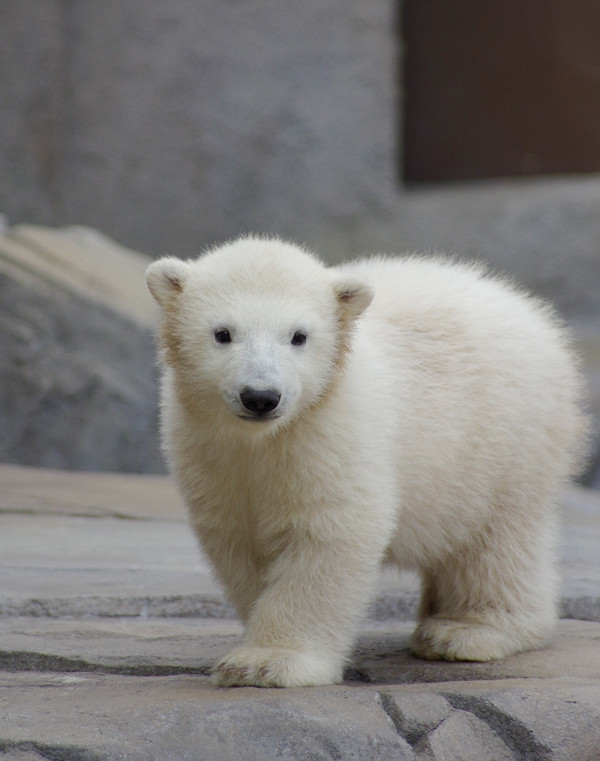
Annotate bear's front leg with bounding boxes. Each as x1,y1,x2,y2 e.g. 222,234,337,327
212,534,383,687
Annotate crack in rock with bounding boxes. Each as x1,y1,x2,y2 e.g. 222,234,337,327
0,739,105,761
442,693,551,761
0,650,210,677
378,691,452,748
378,691,551,760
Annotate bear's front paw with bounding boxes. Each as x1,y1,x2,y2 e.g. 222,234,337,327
212,645,341,688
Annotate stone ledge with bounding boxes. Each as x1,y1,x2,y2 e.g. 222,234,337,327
2,466,598,622
1,592,599,625
1,670,599,761
0,618,598,684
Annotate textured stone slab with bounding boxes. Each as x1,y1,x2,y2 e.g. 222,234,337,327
0,466,228,618
463,682,600,761
0,511,222,615
381,680,600,761
1,671,599,760
417,709,515,761
0,465,186,520
350,619,600,684
0,675,414,761
0,618,241,676
1,618,599,686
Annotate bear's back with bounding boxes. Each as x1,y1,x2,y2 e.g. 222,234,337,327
337,255,586,499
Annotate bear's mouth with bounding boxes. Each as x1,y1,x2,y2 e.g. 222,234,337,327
237,413,282,423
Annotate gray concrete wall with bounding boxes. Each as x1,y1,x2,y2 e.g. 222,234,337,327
0,0,397,257
0,1,65,225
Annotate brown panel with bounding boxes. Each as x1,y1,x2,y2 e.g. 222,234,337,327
403,1,600,182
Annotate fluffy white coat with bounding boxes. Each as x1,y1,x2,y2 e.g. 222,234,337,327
146,236,586,687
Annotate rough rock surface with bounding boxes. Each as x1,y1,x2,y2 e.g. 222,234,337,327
1,465,599,760
0,224,163,473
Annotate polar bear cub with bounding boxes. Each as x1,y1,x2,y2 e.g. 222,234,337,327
146,236,586,687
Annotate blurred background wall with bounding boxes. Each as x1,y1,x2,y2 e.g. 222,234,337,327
1,0,599,477
1,0,396,256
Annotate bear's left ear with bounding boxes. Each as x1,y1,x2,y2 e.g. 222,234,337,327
146,257,190,306
332,277,374,320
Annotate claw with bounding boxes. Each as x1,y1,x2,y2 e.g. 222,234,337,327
215,662,251,686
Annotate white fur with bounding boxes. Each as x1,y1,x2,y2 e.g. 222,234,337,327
146,236,587,687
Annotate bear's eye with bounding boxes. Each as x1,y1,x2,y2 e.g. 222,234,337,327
214,329,232,344
291,331,307,346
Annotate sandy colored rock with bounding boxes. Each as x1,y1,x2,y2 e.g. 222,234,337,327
0,226,162,473
3,225,154,328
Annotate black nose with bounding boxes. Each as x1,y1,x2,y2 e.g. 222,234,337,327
240,388,281,416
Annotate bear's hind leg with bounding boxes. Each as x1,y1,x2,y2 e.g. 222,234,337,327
410,516,558,662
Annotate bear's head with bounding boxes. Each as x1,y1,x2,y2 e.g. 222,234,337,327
146,236,372,437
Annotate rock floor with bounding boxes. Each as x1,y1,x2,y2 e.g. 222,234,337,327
1,464,599,760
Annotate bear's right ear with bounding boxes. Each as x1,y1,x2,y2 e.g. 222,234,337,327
146,257,190,306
